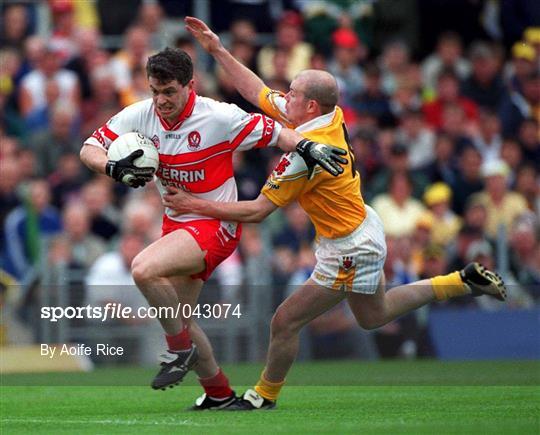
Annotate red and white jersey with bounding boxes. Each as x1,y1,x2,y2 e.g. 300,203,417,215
84,91,281,223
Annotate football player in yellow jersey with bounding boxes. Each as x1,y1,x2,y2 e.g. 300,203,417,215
164,17,507,410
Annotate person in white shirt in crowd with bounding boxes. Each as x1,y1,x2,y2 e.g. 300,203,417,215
421,32,470,91
396,108,435,170
61,202,106,269
472,108,503,164
19,44,80,118
372,171,426,238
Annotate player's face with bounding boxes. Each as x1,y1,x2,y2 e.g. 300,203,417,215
284,79,310,126
149,77,191,122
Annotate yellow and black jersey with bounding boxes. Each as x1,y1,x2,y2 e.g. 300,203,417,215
258,86,366,239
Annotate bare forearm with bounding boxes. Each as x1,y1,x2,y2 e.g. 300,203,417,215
191,198,267,223
212,46,265,107
277,128,304,152
80,144,108,174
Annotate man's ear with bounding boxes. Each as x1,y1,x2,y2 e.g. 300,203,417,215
307,100,319,115
187,79,195,90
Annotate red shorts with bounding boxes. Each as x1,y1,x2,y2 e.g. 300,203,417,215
161,215,242,281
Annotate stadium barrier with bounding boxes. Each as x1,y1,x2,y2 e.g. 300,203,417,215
429,307,540,360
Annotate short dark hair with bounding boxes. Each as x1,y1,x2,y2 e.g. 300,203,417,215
146,47,193,86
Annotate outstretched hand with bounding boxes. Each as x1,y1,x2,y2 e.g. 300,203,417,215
295,139,348,178
184,16,222,54
162,186,197,217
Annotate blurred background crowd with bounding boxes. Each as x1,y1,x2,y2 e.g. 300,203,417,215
0,0,539,362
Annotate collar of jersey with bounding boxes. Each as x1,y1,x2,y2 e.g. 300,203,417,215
295,107,337,133
156,90,196,131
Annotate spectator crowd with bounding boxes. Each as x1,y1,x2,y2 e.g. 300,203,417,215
0,0,539,359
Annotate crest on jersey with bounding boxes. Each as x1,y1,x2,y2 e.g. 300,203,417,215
151,134,160,150
274,157,290,176
340,256,355,271
187,131,201,150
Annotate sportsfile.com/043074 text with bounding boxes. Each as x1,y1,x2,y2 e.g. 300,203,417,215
40,303,243,322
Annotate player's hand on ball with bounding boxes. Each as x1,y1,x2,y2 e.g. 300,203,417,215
105,149,154,188
295,139,348,178
184,16,222,53
162,186,195,216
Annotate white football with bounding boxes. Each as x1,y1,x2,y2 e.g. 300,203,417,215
107,132,160,181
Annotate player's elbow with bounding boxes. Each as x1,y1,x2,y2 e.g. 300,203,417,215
80,144,94,165
79,145,90,166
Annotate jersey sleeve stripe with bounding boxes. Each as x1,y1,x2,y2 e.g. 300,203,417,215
101,125,119,141
261,189,288,207
230,114,261,149
254,116,275,149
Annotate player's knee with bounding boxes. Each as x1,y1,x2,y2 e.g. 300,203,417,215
131,255,154,285
270,308,296,338
356,314,384,330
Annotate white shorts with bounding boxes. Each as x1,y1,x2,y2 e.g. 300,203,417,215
311,205,387,294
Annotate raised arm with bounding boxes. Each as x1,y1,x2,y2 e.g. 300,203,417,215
185,16,265,108
185,16,347,177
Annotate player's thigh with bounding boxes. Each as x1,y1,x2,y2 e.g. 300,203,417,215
346,274,386,327
273,278,346,333
133,229,206,279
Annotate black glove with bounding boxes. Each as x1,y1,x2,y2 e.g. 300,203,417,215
105,149,155,188
296,139,348,178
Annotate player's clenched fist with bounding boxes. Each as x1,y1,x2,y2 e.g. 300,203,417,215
295,139,348,178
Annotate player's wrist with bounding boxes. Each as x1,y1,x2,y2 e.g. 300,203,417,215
295,139,315,161
190,197,205,214
213,44,230,61
105,160,118,179
211,42,225,55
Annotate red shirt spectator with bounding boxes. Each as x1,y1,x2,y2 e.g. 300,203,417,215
423,69,478,129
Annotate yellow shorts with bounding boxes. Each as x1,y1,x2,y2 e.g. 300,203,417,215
311,205,387,294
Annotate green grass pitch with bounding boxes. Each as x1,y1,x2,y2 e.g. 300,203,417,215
1,360,539,434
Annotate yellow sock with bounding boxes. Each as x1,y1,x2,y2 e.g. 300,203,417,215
254,370,285,401
430,271,469,300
